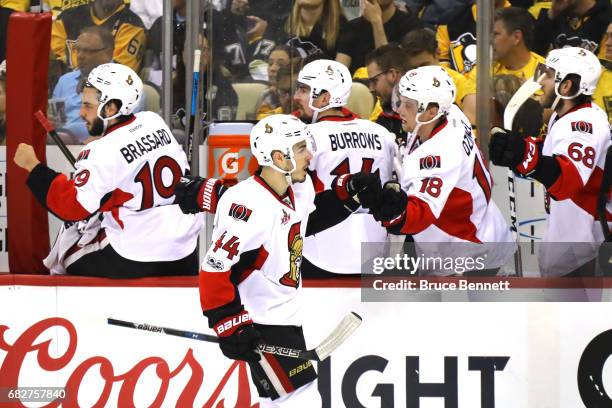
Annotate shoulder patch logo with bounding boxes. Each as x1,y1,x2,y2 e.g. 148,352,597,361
571,121,593,134
419,155,441,170
229,203,252,221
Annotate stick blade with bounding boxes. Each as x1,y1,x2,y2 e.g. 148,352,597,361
314,312,362,361
503,79,542,129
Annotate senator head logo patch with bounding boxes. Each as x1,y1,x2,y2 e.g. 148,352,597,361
432,77,440,87
265,123,273,133
126,75,134,85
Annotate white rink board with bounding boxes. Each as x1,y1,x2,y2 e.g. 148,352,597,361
1,283,611,407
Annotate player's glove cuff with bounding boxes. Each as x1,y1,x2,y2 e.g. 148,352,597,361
213,309,253,337
332,174,360,211
516,136,543,176
174,176,225,214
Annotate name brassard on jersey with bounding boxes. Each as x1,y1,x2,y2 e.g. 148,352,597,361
329,131,382,151
119,125,174,164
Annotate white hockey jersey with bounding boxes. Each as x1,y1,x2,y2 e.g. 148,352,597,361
200,174,316,326
400,105,515,273
50,111,203,261
304,112,397,274
539,102,611,276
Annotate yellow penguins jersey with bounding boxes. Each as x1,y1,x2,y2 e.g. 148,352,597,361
304,110,397,274
51,3,145,71
467,51,545,82
1,1,98,14
398,105,515,273
539,102,611,276
199,175,316,326
437,2,510,75
593,60,612,123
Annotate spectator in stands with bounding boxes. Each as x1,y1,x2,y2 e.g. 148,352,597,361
436,0,509,75
257,63,301,119
52,26,115,144
174,34,237,122
532,0,610,57
212,0,276,81
255,45,298,119
402,28,477,125
147,0,186,86
0,61,5,145
129,0,163,29
594,22,611,122
365,44,409,144
467,7,545,82
335,0,421,75
0,0,88,15
51,0,146,72
399,0,470,28
268,0,348,60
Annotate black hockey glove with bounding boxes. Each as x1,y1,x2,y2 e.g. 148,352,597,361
174,176,226,214
489,127,543,176
332,172,382,211
212,309,261,362
372,182,409,234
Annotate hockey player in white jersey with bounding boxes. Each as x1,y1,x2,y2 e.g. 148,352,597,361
490,47,611,276
175,114,378,406
293,58,397,276
13,63,203,277
366,66,515,275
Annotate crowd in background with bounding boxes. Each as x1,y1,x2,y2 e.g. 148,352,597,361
0,0,609,146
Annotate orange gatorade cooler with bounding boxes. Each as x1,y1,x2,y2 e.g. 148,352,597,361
206,122,258,186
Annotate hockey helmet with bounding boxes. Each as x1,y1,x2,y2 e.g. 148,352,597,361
297,59,352,113
86,63,143,121
537,47,601,98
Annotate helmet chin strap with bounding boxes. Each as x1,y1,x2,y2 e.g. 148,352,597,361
97,101,122,133
308,93,331,124
551,81,580,112
270,157,297,186
412,108,443,138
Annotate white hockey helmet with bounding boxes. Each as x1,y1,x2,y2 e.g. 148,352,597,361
398,66,456,134
537,47,601,109
297,59,352,113
86,63,143,121
250,114,315,183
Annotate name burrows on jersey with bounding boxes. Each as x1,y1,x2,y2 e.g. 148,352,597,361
29,111,202,262
200,175,316,326
539,102,611,276
304,115,398,274
400,105,515,273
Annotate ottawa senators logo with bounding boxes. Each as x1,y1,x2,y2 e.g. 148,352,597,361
126,75,134,85
432,77,440,87
326,65,334,76
265,123,273,133
279,222,302,289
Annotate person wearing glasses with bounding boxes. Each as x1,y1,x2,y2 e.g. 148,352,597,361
51,0,146,72
51,25,142,144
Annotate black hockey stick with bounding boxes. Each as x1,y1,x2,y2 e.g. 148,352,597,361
34,110,76,169
108,312,362,361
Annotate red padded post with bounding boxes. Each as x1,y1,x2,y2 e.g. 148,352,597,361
6,12,52,274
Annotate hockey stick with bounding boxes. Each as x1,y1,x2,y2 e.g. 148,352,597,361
108,312,362,361
501,77,542,277
184,49,201,164
34,110,76,169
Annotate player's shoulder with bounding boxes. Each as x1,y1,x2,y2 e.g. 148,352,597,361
216,179,266,226
552,103,609,137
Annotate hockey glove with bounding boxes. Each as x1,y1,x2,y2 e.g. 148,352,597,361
332,172,382,211
174,176,226,214
213,309,261,362
489,127,543,176
371,182,409,233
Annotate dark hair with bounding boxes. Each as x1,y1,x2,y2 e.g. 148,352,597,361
79,25,115,52
401,28,437,58
365,43,410,72
562,73,592,105
494,7,535,50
